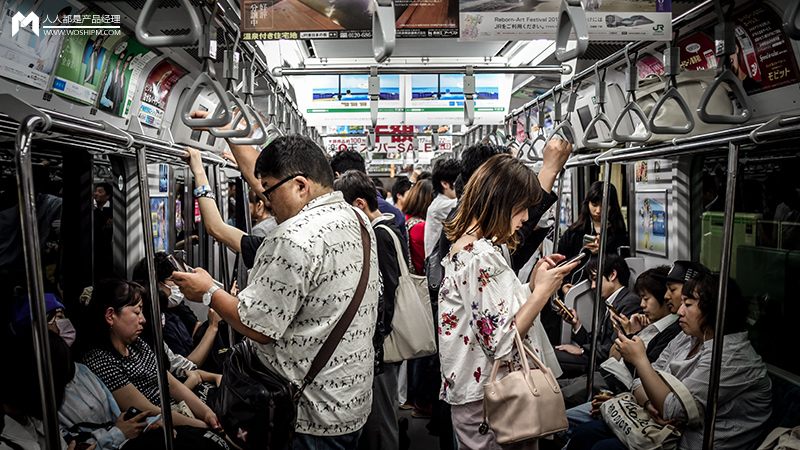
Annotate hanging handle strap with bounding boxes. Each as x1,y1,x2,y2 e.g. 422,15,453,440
648,43,695,135
555,0,589,62
611,45,652,142
582,67,617,149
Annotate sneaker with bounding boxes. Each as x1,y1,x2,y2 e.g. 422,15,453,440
411,405,432,419
399,401,413,410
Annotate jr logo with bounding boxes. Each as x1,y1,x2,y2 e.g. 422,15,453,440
11,12,39,37
653,24,665,32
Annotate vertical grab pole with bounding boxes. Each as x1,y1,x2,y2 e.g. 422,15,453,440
183,167,194,265
552,170,566,254
237,178,253,289
15,116,60,450
703,142,739,449
585,162,613,403
213,165,235,346
135,145,176,450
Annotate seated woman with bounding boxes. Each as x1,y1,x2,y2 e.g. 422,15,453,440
76,279,222,431
567,271,772,450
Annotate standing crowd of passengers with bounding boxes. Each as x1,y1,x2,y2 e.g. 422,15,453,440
1,107,777,450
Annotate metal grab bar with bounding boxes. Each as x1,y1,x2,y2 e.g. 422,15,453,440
750,115,799,143
372,0,396,63
15,115,61,450
464,66,476,126
611,45,652,143
556,0,589,62
784,1,800,39
369,67,380,127
135,0,201,47
648,47,695,135
697,5,751,125
583,67,618,149
210,92,252,138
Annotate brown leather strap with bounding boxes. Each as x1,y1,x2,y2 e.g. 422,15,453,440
301,208,371,389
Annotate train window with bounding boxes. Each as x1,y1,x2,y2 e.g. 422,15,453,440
694,148,800,375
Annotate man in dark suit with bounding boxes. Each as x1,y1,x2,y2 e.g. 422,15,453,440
555,254,643,379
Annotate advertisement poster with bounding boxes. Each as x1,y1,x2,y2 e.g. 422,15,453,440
241,0,458,40
676,32,717,71
98,38,154,116
50,13,126,105
459,0,671,41
150,197,168,253
139,60,186,128
635,159,671,185
636,191,667,256
323,124,452,156
0,0,76,89
730,4,800,95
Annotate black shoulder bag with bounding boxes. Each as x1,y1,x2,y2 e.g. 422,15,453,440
212,210,371,450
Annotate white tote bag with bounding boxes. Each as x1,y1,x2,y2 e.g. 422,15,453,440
377,224,437,363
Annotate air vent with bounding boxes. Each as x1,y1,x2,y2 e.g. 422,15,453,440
579,42,628,61
124,0,185,10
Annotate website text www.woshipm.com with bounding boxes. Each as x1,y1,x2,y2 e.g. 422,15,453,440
43,29,122,36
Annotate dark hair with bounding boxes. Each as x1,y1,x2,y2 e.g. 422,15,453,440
248,187,264,206
334,170,379,212
417,171,431,181
455,143,510,197
585,254,631,287
682,272,748,334
392,177,413,200
254,135,334,189
329,149,366,175
445,154,541,252
568,181,627,236
77,279,148,355
96,182,113,196
2,328,74,419
132,252,177,285
403,179,433,219
634,266,670,305
431,158,461,195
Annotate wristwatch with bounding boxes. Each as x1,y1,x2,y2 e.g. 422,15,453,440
202,285,220,306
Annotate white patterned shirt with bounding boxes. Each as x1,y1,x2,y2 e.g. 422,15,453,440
237,191,380,436
438,238,559,405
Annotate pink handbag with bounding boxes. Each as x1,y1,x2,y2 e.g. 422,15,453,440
480,331,568,444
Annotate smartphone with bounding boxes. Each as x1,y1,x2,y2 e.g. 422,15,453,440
124,406,146,422
552,297,574,321
166,254,187,273
583,234,597,245
605,302,619,317
556,252,585,268
610,315,623,334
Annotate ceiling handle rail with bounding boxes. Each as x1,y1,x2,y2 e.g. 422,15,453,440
582,66,618,149
611,44,652,143
181,3,232,129
648,44,695,134
372,0,395,63
555,0,589,62
749,114,792,144
697,1,751,125
135,0,201,47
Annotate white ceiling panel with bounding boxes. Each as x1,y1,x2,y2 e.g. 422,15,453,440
311,38,508,59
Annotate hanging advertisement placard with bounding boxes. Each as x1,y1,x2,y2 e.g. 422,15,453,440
138,60,186,128
241,0,458,40
98,38,154,116
50,12,126,105
459,0,671,41
635,190,668,257
0,0,79,89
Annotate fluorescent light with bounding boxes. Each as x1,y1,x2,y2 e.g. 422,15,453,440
508,40,555,67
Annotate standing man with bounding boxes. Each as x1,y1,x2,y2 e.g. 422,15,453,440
173,135,380,448
424,158,459,258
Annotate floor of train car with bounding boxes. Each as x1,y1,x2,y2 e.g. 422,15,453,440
399,408,441,449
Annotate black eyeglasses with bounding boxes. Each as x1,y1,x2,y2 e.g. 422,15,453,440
262,173,306,202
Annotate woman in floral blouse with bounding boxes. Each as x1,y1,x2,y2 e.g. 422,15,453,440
440,154,579,449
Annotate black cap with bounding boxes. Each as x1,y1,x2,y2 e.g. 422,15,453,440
653,260,710,284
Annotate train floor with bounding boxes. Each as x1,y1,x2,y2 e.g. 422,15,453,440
399,408,441,450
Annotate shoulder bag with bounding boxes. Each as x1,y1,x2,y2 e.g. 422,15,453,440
481,331,568,444
377,224,437,363
600,370,703,450
211,209,371,450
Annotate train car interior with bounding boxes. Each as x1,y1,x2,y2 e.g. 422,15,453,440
1,0,800,449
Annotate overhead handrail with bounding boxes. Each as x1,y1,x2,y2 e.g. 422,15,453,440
372,0,395,63
555,0,589,62
272,65,569,77
582,67,618,149
611,45,652,142
648,34,695,135
228,58,268,146
784,1,800,40
529,100,548,161
546,79,577,146
135,0,201,47
181,4,232,129
464,66,476,126
697,0,751,124
211,32,253,138
749,114,792,144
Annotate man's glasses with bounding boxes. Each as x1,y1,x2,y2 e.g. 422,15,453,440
262,173,307,202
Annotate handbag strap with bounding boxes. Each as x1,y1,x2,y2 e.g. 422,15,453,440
657,370,703,428
298,208,371,396
376,224,410,278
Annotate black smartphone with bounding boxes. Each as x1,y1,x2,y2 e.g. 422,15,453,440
556,252,585,268
553,297,575,321
605,302,619,317
610,315,623,334
124,406,146,422
166,254,187,273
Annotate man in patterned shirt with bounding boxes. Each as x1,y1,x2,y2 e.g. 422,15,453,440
174,135,380,449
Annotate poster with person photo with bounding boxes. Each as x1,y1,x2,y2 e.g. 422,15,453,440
50,13,126,105
0,0,75,89
97,37,153,116
138,60,186,128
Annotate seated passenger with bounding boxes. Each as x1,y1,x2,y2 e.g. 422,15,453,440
568,270,772,450
76,279,222,430
555,254,643,379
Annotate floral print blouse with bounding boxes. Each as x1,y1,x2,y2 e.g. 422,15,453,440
438,238,549,405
